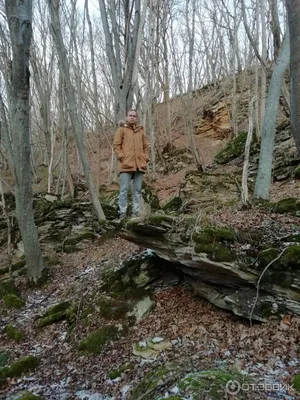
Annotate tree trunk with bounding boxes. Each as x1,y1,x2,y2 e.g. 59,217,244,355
286,0,300,154
254,33,290,200
5,0,44,281
47,0,106,221
241,97,255,204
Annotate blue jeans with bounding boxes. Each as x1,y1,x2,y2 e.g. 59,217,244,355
119,171,143,216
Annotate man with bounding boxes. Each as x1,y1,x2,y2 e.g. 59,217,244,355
113,110,150,219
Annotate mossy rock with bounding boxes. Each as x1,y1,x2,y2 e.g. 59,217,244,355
37,301,70,328
131,367,169,399
162,196,182,213
78,325,119,354
142,182,160,210
15,392,43,400
3,293,25,309
281,245,300,268
108,363,134,380
194,242,235,262
192,226,236,262
0,355,39,384
4,324,25,342
192,226,236,243
0,259,26,276
102,203,119,220
258,248,280,269
179,369,251,399
273,198,300,214
44,254,60,266
0,281,17,299
98,297,132,320
214,132,257,164
0,351,10,368
62,232,95,248
146,214,175,226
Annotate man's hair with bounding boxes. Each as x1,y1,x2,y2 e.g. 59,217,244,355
127,109,138,116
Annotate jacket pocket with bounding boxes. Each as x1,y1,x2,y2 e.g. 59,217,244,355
121,155,135,169
138,154,147,169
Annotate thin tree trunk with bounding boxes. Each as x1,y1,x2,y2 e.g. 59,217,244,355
286,0,300,154
260,0,267,130
48,0,106,220
254,32,290,199
241,96,255,204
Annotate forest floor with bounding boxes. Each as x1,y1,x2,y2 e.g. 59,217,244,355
2,129,300,399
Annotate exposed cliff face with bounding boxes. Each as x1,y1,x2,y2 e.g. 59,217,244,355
121,213,300,322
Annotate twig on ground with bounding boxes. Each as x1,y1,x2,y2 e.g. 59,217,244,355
249,248,288,326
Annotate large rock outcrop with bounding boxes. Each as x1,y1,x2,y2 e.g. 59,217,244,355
121,215,300,321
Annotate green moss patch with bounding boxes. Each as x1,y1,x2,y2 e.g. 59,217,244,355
131,367,169,399
78,325,119,354
0,355,39,384
3,294,25,309
37,301,70,328
293,373,300,391
98,297,132,320
272,198,300,214
108,363,134,380
294,165,300,179
192,226,236,244
4,324,25,342
281,245,300,268
0,281,17,299
214,132,257,164
0,351,10,368
162,196,182,213
15,392,43,400
179,369,251,399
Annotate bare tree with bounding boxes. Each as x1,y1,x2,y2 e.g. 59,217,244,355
4,0,44,281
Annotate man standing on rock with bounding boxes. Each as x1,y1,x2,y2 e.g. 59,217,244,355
113,109,150,219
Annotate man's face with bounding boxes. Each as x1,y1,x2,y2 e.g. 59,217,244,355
127,111,138,124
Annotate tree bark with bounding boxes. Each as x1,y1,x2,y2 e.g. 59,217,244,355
286,0,300,154
254,32,290,200
5,0,44,281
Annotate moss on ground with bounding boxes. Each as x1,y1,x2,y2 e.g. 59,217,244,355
131,367,169,399
0,281,17,299
272,198,300,214
15,392,43,400
37,301,70,328
0,351,9,368
4,324,25,342
98,297,132,320
108,363,134,380
78,325,119,354
162,196,182,213
0,356,39,384
293,373,300,391
3,294,25,309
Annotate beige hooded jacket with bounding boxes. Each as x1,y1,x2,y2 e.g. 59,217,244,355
113,121,150,173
